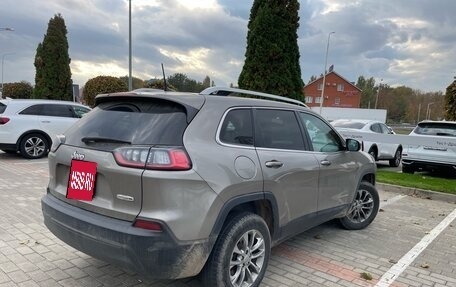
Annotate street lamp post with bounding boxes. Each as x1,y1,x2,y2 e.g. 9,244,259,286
128,0,132,91
319,31,335,115
1,52,15,97
426,102,434,120
375,79,383,109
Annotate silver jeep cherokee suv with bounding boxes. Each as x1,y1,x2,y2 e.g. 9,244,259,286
42,87,379,287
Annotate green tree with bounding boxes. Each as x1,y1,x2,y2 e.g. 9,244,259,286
445,80,456,120
166,73,205,92
202,75,211,88
2,81,34,99
34,14,72,100
356,76,377,108
83,76,128,107
119,76,145,90
144,78,176,91
238,0,303,100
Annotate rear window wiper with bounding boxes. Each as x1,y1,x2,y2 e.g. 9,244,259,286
81,137,132,144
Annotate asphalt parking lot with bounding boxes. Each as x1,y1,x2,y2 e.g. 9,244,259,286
1,151,456,287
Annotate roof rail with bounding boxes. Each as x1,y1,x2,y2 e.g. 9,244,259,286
200,87,307,107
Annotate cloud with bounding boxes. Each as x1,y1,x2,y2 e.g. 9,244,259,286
0,0,455,92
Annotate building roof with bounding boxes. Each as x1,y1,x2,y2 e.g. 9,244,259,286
305,71,362,92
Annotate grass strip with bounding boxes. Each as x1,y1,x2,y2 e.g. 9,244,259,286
377,170,456,195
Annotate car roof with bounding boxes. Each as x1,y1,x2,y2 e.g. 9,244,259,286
0,99,90,114
96,88,310,112
332,119,380,124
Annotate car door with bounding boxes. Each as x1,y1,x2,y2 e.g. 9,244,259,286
38,104,78,137
254,108,320,234
378,123,398,158
298,112,359,216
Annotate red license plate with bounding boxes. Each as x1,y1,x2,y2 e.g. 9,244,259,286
66,160,97,201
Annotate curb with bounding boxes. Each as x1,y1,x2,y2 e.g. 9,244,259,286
377,182,456,204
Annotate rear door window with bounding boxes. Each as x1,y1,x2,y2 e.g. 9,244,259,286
254,109,305,150
64,99,190,149
42,104,74,117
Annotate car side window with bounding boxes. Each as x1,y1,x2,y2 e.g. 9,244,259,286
20,104,45,115
299,112,344,152
370,123,382,133
219,109,254,146
255,109,304,150
41,104,74,117
379,123,390,134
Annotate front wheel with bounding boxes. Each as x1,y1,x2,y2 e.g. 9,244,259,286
202,213,271,287
339,182,379,230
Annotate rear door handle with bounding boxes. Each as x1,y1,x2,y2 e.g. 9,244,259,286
41,121,51,123
320,160,331,166
265,160,283,168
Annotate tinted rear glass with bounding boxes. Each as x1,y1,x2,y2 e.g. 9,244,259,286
64,99,189,148
414,122,456,137
0,103,6,113
332,121,366,129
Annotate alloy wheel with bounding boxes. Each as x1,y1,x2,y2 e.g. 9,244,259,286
230,229,266,287
346,188,374,223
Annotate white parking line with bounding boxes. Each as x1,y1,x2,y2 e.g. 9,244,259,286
380,194,407,208
375,208,456,287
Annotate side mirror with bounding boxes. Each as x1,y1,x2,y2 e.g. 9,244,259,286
346,138,361,151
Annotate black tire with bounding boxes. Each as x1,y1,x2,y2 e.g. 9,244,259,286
339,182,379,230
202,212,271,287
19,133,49,159
389,148,402,167
368,148,377,161
402,165,414,174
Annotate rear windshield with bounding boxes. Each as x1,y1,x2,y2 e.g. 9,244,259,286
0,103,6,114
64,99,190,149
414,122,456,137
332,121,366,129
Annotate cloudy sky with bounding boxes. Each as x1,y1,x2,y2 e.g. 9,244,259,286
0,0,455,92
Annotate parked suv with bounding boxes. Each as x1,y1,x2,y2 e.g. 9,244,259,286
0,99,91,159
331,119,402,167
41,87,379,287
402,120,456,174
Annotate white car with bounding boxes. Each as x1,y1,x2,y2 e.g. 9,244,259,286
402,121,456,174
0,99,91,159
331,119,402,167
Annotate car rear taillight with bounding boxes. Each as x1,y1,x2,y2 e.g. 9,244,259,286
0,117,10,125
113,147,192,170
133,219,162,231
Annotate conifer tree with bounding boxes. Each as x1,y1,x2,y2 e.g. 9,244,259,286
444,80,456,120
238,0,303,100
34,14,72,100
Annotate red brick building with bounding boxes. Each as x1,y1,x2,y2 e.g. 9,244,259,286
303,71,361,108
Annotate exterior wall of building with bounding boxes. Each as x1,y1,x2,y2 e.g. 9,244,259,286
303,72,361,108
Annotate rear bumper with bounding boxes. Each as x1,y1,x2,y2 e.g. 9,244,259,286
402,159,456,172
41,193,212,279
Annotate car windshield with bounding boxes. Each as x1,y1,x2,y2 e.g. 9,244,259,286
332,121,366,129
414,122,456,137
